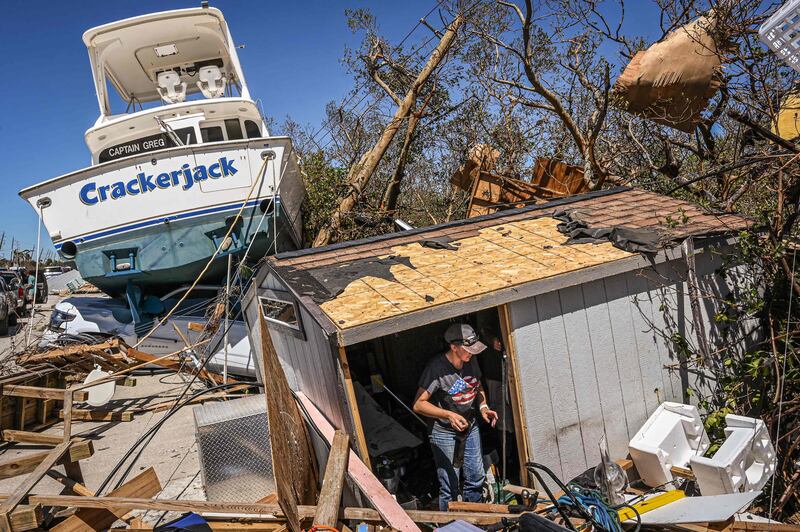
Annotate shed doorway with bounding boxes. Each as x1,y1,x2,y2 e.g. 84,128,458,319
341,306,527,510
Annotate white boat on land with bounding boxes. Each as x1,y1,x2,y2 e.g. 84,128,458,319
19,6,305,324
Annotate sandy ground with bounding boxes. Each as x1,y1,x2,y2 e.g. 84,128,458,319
0,294,212,527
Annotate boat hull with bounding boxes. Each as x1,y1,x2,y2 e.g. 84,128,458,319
72,199,298,296
20,137,304,296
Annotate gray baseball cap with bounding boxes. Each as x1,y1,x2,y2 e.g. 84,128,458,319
444,323,487,355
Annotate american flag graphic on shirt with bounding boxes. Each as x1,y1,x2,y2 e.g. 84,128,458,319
447,376,479,405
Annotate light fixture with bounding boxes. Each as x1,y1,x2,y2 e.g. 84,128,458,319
154,44,178,57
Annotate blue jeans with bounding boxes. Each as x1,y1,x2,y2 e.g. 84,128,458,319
430,423,485,511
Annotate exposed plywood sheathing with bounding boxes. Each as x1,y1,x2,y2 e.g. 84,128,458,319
506,251,758,486
271,188,749,335
319,217,631,329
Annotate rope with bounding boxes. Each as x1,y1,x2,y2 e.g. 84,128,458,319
555,484,625,532
132,152,271,349
769,246,796,518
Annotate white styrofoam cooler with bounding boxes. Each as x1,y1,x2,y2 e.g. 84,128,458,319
628,402,710,488
690,414,777,496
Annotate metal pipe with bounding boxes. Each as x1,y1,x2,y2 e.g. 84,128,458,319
501,349,507,482
379,382,427,428
223,253,231,384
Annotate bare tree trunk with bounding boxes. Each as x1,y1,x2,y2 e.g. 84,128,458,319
380,112,420,212
312,14,463,247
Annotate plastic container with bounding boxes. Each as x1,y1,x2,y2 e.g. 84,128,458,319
690,414,776,496
760,0,800,72
628,402,710,488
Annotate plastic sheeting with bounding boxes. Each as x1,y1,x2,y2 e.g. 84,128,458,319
613,16,724,132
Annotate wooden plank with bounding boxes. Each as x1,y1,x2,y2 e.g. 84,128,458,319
449,501,515,514
51,467,161,532
58,409,134,422
141,384,252,413
8,505,41,532
296,392,420,532
258,308,318,532
18,340,119,363
313,430,349,527
497,304,531,487
46,470,93,497
336,347,371,469
1,430,63,446
2,385,87,403
671,465,696,481
580,278,631,459
0,440,72,531
0,440,93,480
124,345,224,385
62,390,73,442
21,496,514,526
640,268,680,402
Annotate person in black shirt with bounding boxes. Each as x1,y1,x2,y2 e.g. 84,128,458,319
413,323,497,510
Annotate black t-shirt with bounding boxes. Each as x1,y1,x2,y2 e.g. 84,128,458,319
418,353,482,432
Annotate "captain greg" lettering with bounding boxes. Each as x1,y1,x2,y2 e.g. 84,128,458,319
79,158,237,206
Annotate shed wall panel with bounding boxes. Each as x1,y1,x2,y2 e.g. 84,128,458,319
580,279,630,460
510,299,562,480
558,285,605,470
508,250,757,483
247,273,347,430
603,273,649,439
535,291,586,477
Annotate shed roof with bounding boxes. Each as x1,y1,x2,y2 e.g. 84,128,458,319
268,187,750,344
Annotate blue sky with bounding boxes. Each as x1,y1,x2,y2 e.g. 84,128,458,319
0,0,660,256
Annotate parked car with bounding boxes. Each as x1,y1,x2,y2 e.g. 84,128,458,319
0,270,27,317
43,285,256,378
0,280,10,336
0,277,20,329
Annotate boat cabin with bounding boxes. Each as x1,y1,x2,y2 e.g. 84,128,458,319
82,6,265,164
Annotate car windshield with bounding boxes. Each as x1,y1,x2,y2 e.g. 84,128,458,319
0,274,18,285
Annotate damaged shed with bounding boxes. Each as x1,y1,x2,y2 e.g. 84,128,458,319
243,186,756,500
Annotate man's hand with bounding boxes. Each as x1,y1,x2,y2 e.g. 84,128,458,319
481,406,498,427
447,412,469,431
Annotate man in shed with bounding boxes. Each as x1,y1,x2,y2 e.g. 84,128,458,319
413,323,498,510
